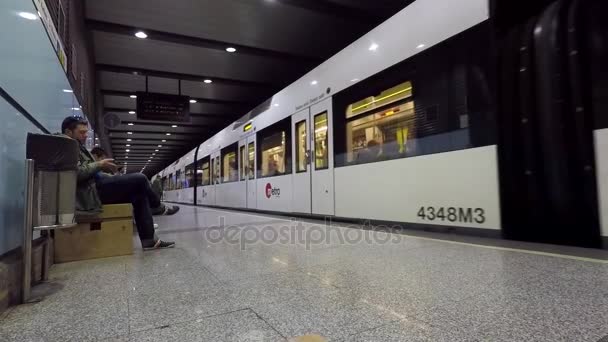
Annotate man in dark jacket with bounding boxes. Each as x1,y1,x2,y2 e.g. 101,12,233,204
62,116,178,250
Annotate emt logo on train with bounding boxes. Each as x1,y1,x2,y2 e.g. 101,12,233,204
265,183,280,199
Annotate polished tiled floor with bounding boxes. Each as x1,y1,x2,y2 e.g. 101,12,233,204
1,206,607,341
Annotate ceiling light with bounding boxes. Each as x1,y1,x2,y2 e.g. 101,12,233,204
128,111,135,114
189,99,197,104
71,107,81,111
171,125,178,128
417,44,426,49
311,80,318,85
125,149,130,152
148,160,151,162
135,31,148,39
351,78,360,82
130,95,137,99
158,145,162,147
369,43,379,51
95,144,99,146
166,133,171,136
274,104,279,107
126,144,131,147
152,153,156,156
63,89,73,93
95,137,99,140
127,123,134,126
155,149,159,152
126,156,129,159
127,139,132,142
226,47,237,53
162,139,166,142
127,132,133,135
18,12,38,20
203,79,212,84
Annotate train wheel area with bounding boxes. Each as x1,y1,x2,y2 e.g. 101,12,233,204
2,205,606,341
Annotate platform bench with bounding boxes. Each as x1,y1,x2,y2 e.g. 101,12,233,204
53,204,134,263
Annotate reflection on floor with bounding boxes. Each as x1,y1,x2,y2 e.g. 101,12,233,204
1,205,607,341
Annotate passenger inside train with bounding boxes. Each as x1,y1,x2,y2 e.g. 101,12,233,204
61,116,178,250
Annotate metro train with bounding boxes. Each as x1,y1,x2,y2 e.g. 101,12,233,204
153,0,608,248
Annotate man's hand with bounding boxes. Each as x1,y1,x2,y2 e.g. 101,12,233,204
98,159,117,173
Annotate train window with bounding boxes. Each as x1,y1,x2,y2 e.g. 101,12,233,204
175,170,183,189
295,120,307,173
200,157,210,186
185,163,195,188
240,145,246,181
333,24,496,167
314,113,328,170
248,142,255,179
221,143,238,183
346,100,415,164
257,117,292,178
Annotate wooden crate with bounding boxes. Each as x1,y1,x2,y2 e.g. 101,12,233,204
54,204,134,263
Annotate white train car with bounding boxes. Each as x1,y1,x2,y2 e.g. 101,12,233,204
156,0,608,248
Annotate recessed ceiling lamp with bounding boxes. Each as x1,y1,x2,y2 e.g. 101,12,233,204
226,47,236,53
130,95,137,99
203,79,212,84
189,99,197,104
128,111,136,114
135,31,148,39
18,12,38,20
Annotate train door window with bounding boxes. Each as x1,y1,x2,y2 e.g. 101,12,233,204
314,113,328,170
161,176,167,191
248,142,255,179
200,157,210,186
343,81,415,165
240,145,246,181
257,117,292,178
210,158,215,185
185,163,195,188
295,120,307,173
168,173,174,190
214,156,221,184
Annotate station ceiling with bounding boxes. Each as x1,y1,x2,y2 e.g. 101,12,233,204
85,0,413,174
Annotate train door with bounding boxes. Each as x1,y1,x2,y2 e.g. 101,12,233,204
211,150,220,206
238,138,248,208
246,135,257,209
310,98,335,216
292,109,312,214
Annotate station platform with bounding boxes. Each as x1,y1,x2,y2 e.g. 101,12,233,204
1,205,607,341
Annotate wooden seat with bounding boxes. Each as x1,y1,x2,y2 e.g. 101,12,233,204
54,204,134,263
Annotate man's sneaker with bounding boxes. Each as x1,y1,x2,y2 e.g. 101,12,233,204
142,239,175,250
152,204,180,216
162,205,180,216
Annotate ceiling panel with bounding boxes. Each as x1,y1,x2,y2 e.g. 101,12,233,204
85,0,360,57
93,32,303,84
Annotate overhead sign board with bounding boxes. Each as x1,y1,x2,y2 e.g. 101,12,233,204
136,92,191,122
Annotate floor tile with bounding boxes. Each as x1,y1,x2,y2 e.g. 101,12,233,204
129,309,284,342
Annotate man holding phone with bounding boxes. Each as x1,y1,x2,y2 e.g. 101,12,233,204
61,116,177,250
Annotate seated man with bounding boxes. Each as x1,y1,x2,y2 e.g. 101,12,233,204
91,147,164,203
62,116,178,250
